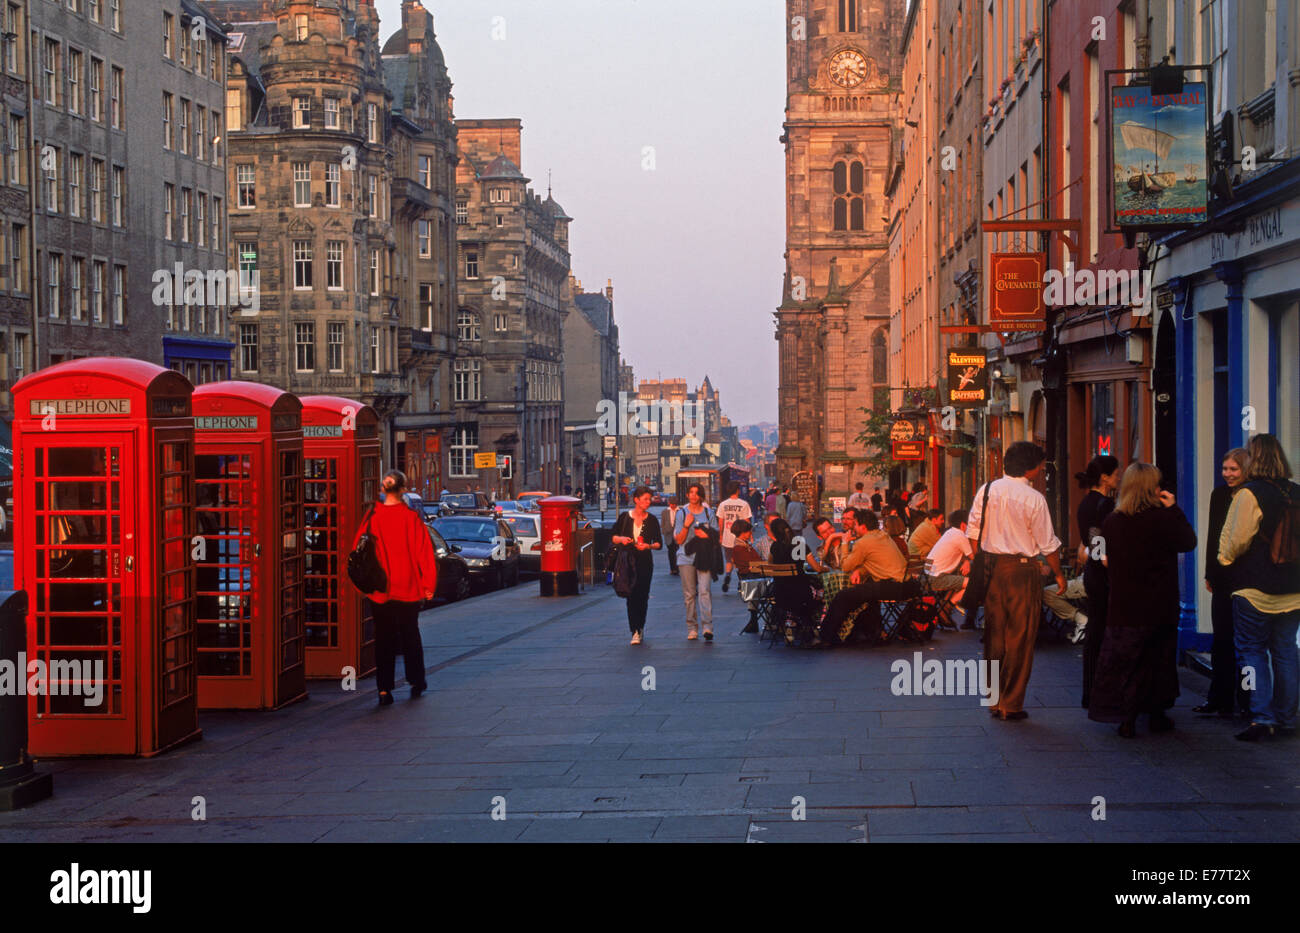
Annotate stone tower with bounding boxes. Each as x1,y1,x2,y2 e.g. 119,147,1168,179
776,0,901,497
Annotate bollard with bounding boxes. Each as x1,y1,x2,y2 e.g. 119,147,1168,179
0,590,54,810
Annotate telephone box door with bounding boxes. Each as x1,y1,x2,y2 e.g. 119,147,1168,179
24,432,136,754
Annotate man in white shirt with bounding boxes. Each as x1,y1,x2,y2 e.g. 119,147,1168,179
967,442,1065,720
716,482,753,593
847,482,871,509
926,509,973,595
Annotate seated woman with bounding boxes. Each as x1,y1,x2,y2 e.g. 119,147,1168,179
768,518,819,635
883,514,910,559
731,520,766,634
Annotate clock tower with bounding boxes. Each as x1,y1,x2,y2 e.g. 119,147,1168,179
776,0,902,497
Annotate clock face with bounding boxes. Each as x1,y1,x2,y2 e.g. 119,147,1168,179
828,49,869,88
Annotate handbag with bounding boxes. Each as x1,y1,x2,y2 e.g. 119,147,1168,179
612,546,638,598
960,482,994,615
347,507,389,596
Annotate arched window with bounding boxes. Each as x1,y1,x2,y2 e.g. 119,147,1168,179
833,159,866,231
871,327,888,409
457,310,479,341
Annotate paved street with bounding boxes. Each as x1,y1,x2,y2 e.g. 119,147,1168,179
1,550,1296,843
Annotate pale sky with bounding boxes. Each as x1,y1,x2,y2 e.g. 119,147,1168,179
376,0,788,426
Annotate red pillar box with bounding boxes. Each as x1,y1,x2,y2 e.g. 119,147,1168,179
538,496,582,597
192,382,307,710
13,358,200,757
298,396,380,679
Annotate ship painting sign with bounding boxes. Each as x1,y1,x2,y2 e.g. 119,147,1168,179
1111,82,1209,228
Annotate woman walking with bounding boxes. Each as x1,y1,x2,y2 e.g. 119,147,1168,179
1089,463,1197,737
1198,448,1251,717
1076,454,1120,708
612,486,663,646
674,483,716,640
354,470,437,707
1217,433,1300,741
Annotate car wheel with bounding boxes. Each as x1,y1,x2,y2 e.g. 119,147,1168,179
509,564,520,587
495,566,505,591
454,574,471,601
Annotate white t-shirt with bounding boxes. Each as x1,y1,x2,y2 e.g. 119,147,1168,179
716,497,753,548
926,526,973,576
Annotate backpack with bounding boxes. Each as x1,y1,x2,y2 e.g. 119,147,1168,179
1267,482,1300,566
347,507,388,596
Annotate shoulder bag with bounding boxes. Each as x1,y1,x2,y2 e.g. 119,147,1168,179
347,507,389,596
960,482,994,615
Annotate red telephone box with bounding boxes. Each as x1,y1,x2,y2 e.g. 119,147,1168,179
192,382,306,710
538,496,582,597
13,358,200,757
299,396,380,679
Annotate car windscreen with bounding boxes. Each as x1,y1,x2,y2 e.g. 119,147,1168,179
503,517,537,536
434,518,496,542
442,494,477,508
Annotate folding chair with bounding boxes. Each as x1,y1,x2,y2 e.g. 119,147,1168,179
877,579,923,643
919,572,961,630
737,575,772,636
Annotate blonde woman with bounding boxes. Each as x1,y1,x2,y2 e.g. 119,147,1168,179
1198,447,1251,717
1088,463,1196,737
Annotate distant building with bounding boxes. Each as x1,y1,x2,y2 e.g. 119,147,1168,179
453,117,568,494
563,276,619,498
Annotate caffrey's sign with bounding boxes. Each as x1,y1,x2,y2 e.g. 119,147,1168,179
989,252,1046,331
947,350,989,408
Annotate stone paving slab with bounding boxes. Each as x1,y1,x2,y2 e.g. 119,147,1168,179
1,549,1296,843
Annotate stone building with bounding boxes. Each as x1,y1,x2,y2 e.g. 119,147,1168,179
381,0,458,498
0,0,33,413
563,277,618,497
217,0,412,452
452,117,567,496
776,0,901,503
23,0,229,383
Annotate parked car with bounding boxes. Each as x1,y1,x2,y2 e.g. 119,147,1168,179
649,490,665,507
493,499,523,516
516,491,553,511
430,515,521,589
500,512,541,572
438,492,494,516
426,524,472,602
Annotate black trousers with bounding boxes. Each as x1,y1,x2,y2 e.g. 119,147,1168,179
372,599,427,694
1081,561,1109,709
818,579,913,642
1206,587,1249,712
626,554,654,633
666,541,679,573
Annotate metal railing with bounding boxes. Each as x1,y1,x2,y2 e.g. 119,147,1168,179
578,541,594,592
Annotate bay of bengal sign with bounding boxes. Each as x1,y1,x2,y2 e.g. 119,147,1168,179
989,252,1046,331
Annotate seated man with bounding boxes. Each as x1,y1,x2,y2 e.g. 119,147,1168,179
813,510,911,646
1039,564,1088,643
908,509,946,558
731,520,767,634
804,516,840,573
925,509,973,598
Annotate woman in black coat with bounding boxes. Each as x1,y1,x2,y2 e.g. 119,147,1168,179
1089,463,1197,737
612,486,663,645
1076,455,1120,708
1198,447,1250,716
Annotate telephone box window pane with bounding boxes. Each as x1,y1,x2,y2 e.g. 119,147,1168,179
48,447,109,476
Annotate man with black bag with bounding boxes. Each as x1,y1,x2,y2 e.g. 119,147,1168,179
612,487,663,646
966,443,1066,721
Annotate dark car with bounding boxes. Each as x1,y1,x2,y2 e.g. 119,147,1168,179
431,515,521,590
402,492,442,524
439,492,494,516
426,524,472,602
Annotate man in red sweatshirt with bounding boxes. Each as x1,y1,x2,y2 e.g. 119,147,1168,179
352,471,438,705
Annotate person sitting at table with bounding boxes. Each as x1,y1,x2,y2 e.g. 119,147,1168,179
909,509,946,558
732,520,765,634
812,510,912,646
769,518,819,629
805,516,839,573
925,509,972,596
884,513,911,558
755,512,779,561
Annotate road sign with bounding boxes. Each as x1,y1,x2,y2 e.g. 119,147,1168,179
474,452,497,470
892,439,925,460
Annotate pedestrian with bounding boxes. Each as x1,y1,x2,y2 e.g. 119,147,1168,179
354,470,437,706
717,482,753,593
612,486,663,646
660,496,681,575
674,482,717,641
871,486,884,513
1076,454,1121,708
1217,433,1300,741
1197,447,1252,718
847,482,871,510
967,442,1066,721
1088,463,1197,737
764,485,778,516
785,494,806,538
775,486,790,521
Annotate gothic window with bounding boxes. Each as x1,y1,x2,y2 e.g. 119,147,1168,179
832,159,866,231
837,0,857,32
872,327,888,409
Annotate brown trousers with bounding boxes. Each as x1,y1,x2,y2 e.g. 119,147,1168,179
983,555,1042,714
